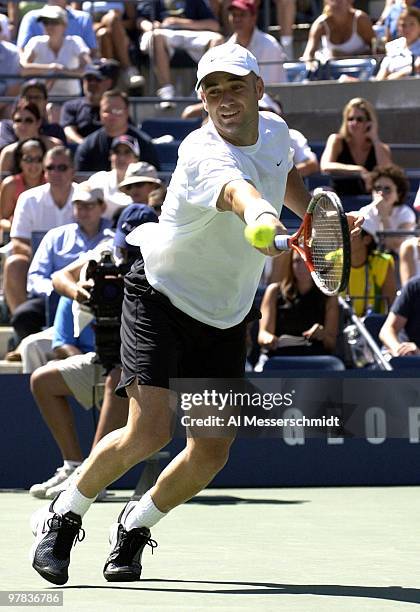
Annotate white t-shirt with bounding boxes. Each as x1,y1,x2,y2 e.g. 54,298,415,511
11,183,76,240
289,128,315,164
130,112,293,329
359,201,416,236
87,169,132,219
228,29,287,85
23,35,89,95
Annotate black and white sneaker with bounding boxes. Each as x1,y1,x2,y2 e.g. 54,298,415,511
30,496,85,585
103,501,157,582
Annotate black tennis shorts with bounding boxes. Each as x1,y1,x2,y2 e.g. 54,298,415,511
116,258,258,395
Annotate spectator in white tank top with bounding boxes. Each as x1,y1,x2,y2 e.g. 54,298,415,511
302,0,374,62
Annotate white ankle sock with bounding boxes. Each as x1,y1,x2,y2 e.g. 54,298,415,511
124,490,167,531
63,460,82,471
54,484,96,518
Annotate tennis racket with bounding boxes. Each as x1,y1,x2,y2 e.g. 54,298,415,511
275,191,350,296
245,191,351,296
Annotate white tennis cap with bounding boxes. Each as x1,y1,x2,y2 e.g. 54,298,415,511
195,43,260,91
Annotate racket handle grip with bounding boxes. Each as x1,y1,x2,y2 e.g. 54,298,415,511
274,234,291,251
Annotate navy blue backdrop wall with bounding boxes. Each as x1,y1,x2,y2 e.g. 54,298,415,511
1,374,420,489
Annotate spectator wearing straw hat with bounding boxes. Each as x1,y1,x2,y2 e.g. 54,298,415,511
118,161,162,207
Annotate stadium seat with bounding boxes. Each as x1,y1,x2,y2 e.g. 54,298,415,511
405,169,420,193
283,61,311,82
307,142,325,161
305,172,331,191
262,355,345,371
154,141,180,173
389,355,420,370
325,57,378,80
363,313,387,346
141,118,202,141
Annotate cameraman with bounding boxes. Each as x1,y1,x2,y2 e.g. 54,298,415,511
29,204,157,499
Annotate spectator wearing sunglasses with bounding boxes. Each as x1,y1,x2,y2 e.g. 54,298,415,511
320,98,392,197
74,90,159,172
16,0,97,53
0,103,62,176
0,138,47,235
3,146,76,315
20,5,92,97
359,164,416,255
0,80,66,151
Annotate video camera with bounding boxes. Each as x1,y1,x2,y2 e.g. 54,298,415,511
85,249,129,373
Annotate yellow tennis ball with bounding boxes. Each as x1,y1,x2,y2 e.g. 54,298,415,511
244,224,276,248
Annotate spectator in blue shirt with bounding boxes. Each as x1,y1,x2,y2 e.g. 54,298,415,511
52,295,95,357
16,0,97,52
17,294,95,372
11,183,111,343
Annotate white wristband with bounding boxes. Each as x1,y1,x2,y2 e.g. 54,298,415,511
244,199,278,225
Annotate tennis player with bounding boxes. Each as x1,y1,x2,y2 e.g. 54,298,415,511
30,43,361,585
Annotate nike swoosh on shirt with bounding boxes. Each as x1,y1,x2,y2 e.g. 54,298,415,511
276,161,282,167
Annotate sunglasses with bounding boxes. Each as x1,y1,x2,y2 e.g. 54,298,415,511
102,108,125,116
14,117,35,124
45,163,70,172
41,18,63,25
21,155,43,163
373,184,392,194
347,116,367,123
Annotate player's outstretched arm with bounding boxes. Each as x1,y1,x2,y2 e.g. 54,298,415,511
217,178,288,255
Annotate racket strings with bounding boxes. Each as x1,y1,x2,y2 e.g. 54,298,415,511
310,197,345,292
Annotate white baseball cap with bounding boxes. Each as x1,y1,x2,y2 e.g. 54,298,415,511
195,43,260,91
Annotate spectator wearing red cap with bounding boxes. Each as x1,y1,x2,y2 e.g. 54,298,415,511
226,0,287,84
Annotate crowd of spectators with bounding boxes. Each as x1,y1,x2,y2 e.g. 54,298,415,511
0,1,418,343
0,0,418,497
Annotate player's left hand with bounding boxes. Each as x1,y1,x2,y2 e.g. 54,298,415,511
346,211,364,239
